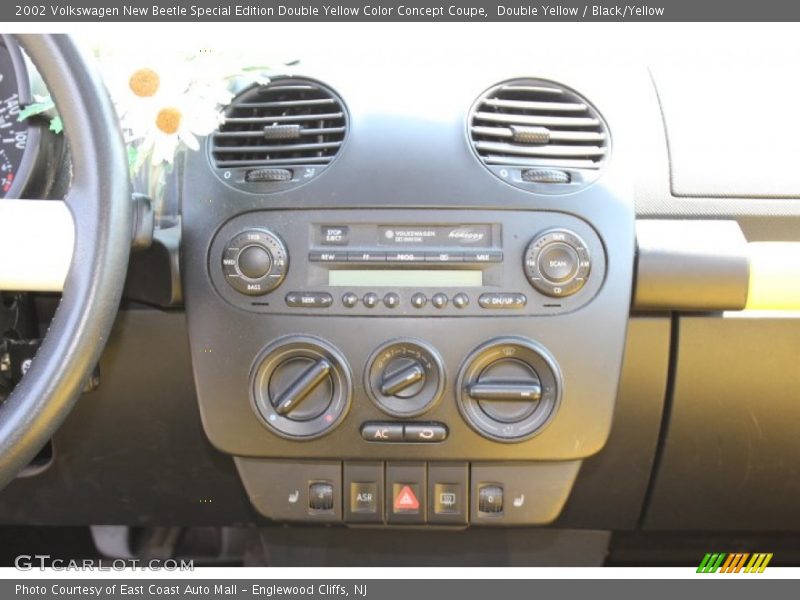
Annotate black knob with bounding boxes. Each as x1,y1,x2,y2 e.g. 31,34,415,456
524,229,590,298
365,339,445,417
251,336,351,439
222,229,288,296
457,337,560,442
237,244,272,279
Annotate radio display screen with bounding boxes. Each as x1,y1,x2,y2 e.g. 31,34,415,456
328,270,483,287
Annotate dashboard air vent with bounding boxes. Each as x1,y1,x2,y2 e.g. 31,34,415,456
469,79,609,193
210,77,347,192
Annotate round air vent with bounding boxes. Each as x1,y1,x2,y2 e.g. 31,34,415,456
210,77,347,193
469,79,609,194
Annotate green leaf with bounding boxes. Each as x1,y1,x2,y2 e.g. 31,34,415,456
49,116,63,134
17,98,55,121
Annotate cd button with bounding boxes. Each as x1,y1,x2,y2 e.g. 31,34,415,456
425,251,463,263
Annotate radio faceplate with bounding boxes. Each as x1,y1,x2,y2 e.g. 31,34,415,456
209,209,606,317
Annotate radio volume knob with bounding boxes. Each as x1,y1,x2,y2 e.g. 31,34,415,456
524,229,590,298
222,229,289,296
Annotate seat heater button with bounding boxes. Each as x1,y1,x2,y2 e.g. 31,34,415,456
308,482,334,512
478,484,504,514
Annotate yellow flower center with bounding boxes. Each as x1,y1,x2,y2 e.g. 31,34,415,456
155,107,182,134
128,68,160,97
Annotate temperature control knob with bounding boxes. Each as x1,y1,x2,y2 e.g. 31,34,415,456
251,336,351,439
524,229,590,298
457,337,560,442
222,229,288,296
366,339,445,417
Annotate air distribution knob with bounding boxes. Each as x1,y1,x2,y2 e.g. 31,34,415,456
365,339,445,417
457,337,561,442
251,336,351,439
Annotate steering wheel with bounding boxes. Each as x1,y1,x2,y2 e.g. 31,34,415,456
0,35,131,488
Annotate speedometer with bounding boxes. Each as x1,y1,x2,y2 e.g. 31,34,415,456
0,35,41,199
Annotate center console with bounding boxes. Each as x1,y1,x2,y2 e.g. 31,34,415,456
181,72,635,529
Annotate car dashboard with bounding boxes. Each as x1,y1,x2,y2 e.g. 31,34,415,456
1,27,799,565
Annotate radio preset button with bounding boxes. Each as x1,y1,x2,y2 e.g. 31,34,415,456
363,293,379,308
452,293,470,309
411,293,427,308
478,293,527,309
383,293,400,308
431,293,448,309
342,292,359,308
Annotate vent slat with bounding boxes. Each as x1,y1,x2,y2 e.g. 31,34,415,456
215,156,333,168
474,111,599,128
471,125,606,143
212,141,343,154
475,141,606,158
500,85,564,95
211,78,347,175
482,155,601,169
223,112,345,124
234,98,336,109
482,98,587,112
213,127,347,139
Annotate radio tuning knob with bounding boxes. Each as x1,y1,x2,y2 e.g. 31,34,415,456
524,228,590,298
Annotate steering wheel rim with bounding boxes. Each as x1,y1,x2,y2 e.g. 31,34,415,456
0,34,131,488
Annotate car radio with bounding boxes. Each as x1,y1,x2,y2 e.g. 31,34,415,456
209,209,605,317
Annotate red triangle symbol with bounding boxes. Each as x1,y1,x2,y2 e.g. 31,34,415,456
394,485,419,511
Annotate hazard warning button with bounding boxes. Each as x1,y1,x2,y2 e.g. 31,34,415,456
393,484,421,513
387,462,425,524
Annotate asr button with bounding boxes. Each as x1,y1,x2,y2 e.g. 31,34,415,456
285,292,334,308
361,422,404,442
350,482,378,515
